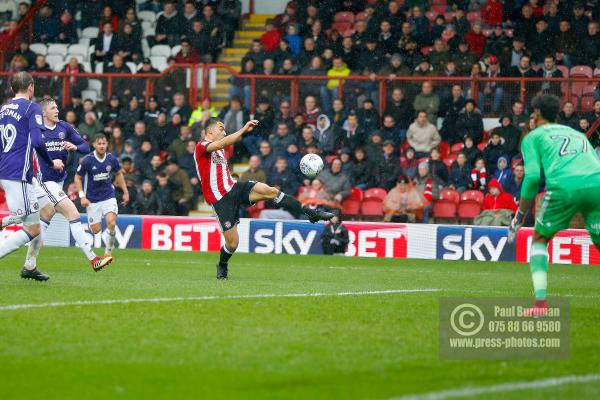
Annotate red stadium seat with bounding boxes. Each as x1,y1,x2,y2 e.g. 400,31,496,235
467,11,480,23
363,187,387,201
477,142,487,151
444,12,454,22
443,153,457,168
425,11,437,22
434,189,460,220
450,142,464,153
571,81,589,97
582,83,596,96
355,11,366,21
432,4,447,14
570,65,592,78
325,155,337,165
361,199,384,217
481,129,492,143
460,190,484,204
439,141,450,159
348,186,364,202
440,188,460,204
420,46,431,56
594,68,600,77
457,190,484,220
297,186,309,197
511,158,523,169
557,65,569,77
417,156,429,164
341,199,361,217
580,94,595,112
247,201,265,219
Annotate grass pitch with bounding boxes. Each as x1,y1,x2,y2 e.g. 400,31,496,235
0,248,599,400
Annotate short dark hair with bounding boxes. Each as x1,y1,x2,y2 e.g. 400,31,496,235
206,118,222,131
10,71,33,94
94,133,108,142
39,97,56,110
531,94,560,122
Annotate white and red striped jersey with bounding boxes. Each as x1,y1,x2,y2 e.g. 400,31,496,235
194,140,235,204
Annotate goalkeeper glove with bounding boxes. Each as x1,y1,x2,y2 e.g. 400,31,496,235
507,209,525,244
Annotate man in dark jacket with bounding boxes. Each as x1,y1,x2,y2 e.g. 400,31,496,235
448,152,471,192
493,115,521,159
384,88,414,136
483,131,506,175
378,140,402,191
558,101,580,129
156,172,178,215
314,114,335,155
268,157,301,195
578,21,600,66
153,1,184,46
456,100,484,144
29,54,53,97
440,85,466,144
134,180,162,215
320,212,349,255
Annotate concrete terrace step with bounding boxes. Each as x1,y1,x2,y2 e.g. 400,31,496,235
238,30,264,38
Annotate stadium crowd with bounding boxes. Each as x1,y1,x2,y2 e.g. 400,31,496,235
1,0,600,224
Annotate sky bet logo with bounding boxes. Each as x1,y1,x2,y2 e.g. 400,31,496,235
250,221,323,255
436,226,515,262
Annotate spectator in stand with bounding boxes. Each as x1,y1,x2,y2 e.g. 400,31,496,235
105,55,132,98
407,111,441,158
440,85,466,144
475,179,517,226
428,40,451,73
349,148,376,190
383,174,428,223
108,126,125,157
503,163,524,201
428,148,449,184
365,133,383,160
134,180,162,215
537,55,563,98
585,101,600,144
261,19,281,52
323,57,350,113
181,1,198,33
464,22,487,59
218,0,242,46
117,23,143,63
272,38,294,69
300,95,321,127
60,56,87,100
558,101,580,129
118,96,143,135
258,141,276,174
482,0,504,26
413,81,439,124
493,156,513,188
479,56,505,114
29,55,53,98
34,4,59,43
462,135,482,168
578,117,591,134
78,111,104,142
378,20,397,57
456,100,484,144
269,122,296,157
485,24,511,57
299,126,319,154
103,95,121,126
341,112,367,151
570,3,590,38
284,24,301,55
378,140,402,191
152,1,184,47
57,9,78,44
493,114,521,159
357,99,380,134
318,158,351,203
529,18,555,65
554,19,578,68
229,59,255,111
430,15,447,42
413,57,436,78
296,37,320,69
188,19,212,61
165,160,193,216
470,157,487,191
94,22,120,65
314,114,335,155
408,6,429,46
401,147,419,179
580,22,600,67
500,37,528,69
483,130,507,173
120,7,142,42
156,172,178,215
329,98,348,141
243,39,266,66
448,152,472,193
378,115,403,145
299,178,338,212
274,100,294,130
452,40,477,76
338,37,358,71
358,38,385,73
189,98,219,127
268,156,301,195
240,155,267,183
170,93,192,122
175,38,201,64
385,88,414,139
413,161,438,223
14,40,36,69
510,100,528,130
514,4,536,40
169,124,194,160
99,5,119,33
177,140,198,182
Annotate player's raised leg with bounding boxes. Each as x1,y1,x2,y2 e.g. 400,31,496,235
249,182,334,223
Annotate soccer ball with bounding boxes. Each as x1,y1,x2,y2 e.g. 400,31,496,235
299,153,324,178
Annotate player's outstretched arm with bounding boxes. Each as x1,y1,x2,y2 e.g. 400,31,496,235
205,120,258,153
74,174,89,208
64,124,91,154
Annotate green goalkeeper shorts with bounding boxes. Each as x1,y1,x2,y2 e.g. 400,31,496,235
535,187,600,245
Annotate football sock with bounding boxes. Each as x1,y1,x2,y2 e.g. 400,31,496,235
106,229,116,254
69,219,96,261
24,219,50,269
274,192,304,215
219,245,234,265
530,242,549,300
0,230,34,260
1,214,23,228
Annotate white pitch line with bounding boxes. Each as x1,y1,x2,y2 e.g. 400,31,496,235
0,288,440,312
392,373,600,400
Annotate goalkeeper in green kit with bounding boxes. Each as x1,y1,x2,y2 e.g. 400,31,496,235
508,94,600,316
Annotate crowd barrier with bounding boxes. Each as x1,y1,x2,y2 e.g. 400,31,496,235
2,213,597,265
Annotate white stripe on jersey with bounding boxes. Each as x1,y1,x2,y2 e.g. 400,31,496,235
220,150,233,192
84,174,88,195
22,133,31,181
209,152,222,202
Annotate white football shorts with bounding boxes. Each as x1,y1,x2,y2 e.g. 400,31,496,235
0,179,40,226
33,177,67,208
86,198,118,226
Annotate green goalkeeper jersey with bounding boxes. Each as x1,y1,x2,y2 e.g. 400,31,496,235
520,123,600,200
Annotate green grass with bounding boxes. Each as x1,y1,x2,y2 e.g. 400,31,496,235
0,248,599,400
